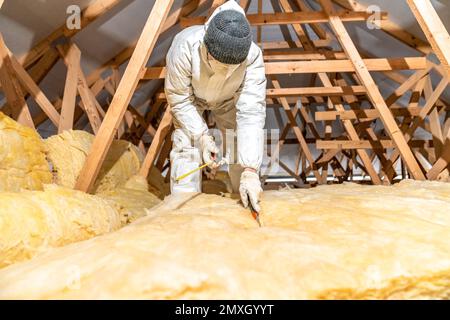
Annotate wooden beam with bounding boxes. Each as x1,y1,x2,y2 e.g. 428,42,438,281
263,49,346,61
383,76,449,181
75,0,174,192
424,76,444,158
406,0,450,75
142,57,427,79
208,0,226,17
27,48,60,84
317,73,382,184
85,0,209,86
271,78,323,182
294,0,330,40
9,54,61,127
180,10,387,27
319,0,426,180
146,86,367,101
77,76,102,134
139,106,173,177
0,35,34,128
314,107,435,121
265,57,427,74
427,130,450,179
240,0,251,12
58,44,81,133
267,86,366,97
317,139,433,150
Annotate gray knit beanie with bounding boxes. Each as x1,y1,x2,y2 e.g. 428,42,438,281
204,10,252,65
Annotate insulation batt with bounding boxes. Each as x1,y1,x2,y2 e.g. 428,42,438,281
98,175,162,225
0,116,161,267
0,112,52,191
0,184,121,268
0,178,161,268
0,180,449,299
45,130,143,193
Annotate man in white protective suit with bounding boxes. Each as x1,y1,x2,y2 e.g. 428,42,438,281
165,0,266,212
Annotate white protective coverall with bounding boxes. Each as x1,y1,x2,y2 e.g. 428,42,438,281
165,0,266,195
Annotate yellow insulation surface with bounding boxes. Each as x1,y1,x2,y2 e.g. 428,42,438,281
98,175,162,224
0,184,121,268
45,130,143,193
0,112,52,192
0,178,161,268
0,180,449,299
0,116,161,267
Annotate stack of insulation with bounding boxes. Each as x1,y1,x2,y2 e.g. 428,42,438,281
0,113,162,267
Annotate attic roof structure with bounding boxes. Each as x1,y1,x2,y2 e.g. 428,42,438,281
0,0,449,191
1,0,450,301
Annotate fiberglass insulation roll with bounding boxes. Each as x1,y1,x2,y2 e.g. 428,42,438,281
0,180,449,299
0,115,161,268
0,112,52,192
44,130,144,194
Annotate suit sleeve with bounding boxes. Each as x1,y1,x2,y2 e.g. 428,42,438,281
235,47,267,171
165,37,208,140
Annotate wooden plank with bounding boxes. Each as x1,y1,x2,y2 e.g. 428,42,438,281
208,0,226,17
180,10,387,27
319,0,425,180
139,106,173,177
272,79,323,182
77,67,103,134
155,131,173,171
278,0,313,49
406,0,450,75
317,139,432,150
27,48,60,84
263,49,346,61
424,76,444,158
58,44,81,133
240,0,251,12
8,54,61,127
1,48,60,113
294,0,329,40
142,57,427,79
266,57,427,74
317,73,382,184
385,67,432,107
75,0,175,192
0,35,34,128
426,130,450,180
315,107,429,121
276,0,347,182
267,86,366,97
85,0,209,86
383,76,449,181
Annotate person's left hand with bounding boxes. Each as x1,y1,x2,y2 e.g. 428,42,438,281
239,169,262,212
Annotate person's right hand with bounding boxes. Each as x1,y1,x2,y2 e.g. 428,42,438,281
199,134,219,168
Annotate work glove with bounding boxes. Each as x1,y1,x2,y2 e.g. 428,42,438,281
199,134,219,168
239,170,263,213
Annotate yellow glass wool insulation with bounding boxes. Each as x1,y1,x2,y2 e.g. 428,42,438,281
0,180,449,299
44,130,143,193
0,112,52,192
98,175,162,224
0,184,121,268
